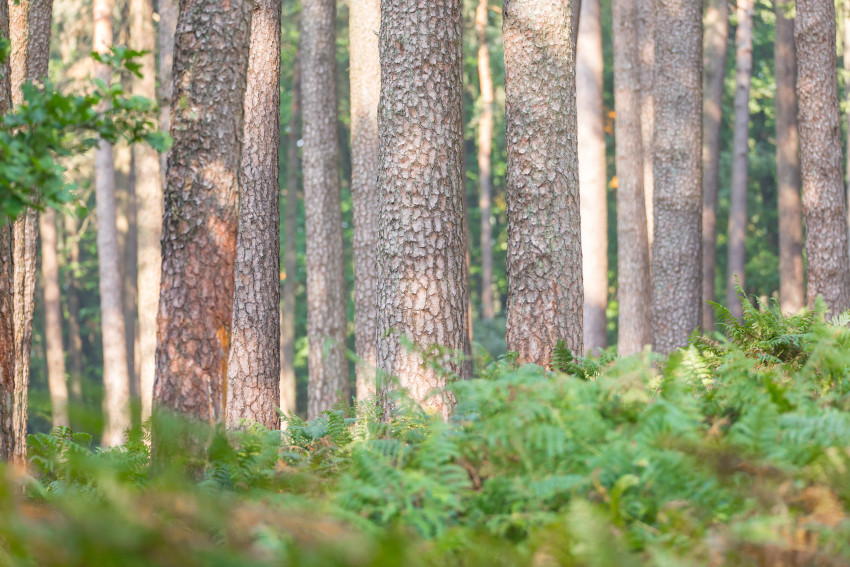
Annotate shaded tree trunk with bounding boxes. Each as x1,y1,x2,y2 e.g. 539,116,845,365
651,0,702,353
377,0,470,418
226,0,282,430
157,0,177,186
41,209,69,427
125,153,139,398
504,0,583,364
476,0,496,322
613,0,651,356
64,212,84,400
795,0,850,313
701,0,729,330
350,0,380,401
637,0,655,252
0,0,14,460
302,0,349,418
153,0,253,425
577,0,607,353
845,0,850,265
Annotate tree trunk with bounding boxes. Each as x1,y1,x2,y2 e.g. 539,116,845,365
63,212,84,400
302,0,349,419
476,0,496,322
504,0,583,364
701,0,729,330
377,0,470,419
651,0,702,353
226,0,282,430
153,0,253,425
157,0,177,186
281,55,300,418
795,0,850,313
125,153,139,398
725,0,753,319
845,0,850,266
637,0,654,253
576,0,607,353
613,0,651,356
40,209,69,427
131,0,162,422
350,0,380,401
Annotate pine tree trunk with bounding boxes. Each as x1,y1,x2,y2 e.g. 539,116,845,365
476,0,496,322
504,0,583,364
845,0,850,265
302,0,349,418
131,0,162,422
795,0,850,313
701,0,729,330
637,0,654,253
577,0,607,353
41,209,69,427
350,0,380,401
153,0,253,425
613,0,651,356
0,0,14,456
63,212,84,400
281,55,300,418
377,0,470,418
157,0,177,185
725,0,753,319
651,0,702,353
125,153,139,398
226,0,282,430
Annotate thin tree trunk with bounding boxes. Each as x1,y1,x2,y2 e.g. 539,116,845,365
302,0,349,419
125,150,139,399
613,0,651,356
504,0,583,364
845,0,850,264
725,0,753,318
41,209,69,427
226,0,282,430
701,0,729,330
350,0,380,401
131,0,161,422
153,0,253,427
795,0,850,313
577,0,607,353
281,55,300,418
476,0,496,321
157,0,177,186
651,0,702,353
377,0,470,419
637,0,654,253
64,212,84,400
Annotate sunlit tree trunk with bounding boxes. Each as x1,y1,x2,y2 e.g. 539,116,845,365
701,0,728,330
377,0,470,418
476,0,496,322
795,0,850,313
0,0,14,460
577,0,607,353
157,0,177,185
776,0,803,314
637,0,654,252
504,0,583,364
41,209,69,427
651,0,702,353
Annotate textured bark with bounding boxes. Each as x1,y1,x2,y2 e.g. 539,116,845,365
63,212,83,399
41,209,69,427
377,0,470,418
9,0,53,462
476,0,496,321
576,0,607,353
156,0,177,185
281,55,300,417
725,0,753,319
0,0,14,459
302,0,348,418
350,0,380,400
226,0,282,430
795,0,850,313
94,0,131,447
613,0,651,356
701,0,728,330
650,0,702,354
131,0,162,422
504,0,583,364
637,0,654,252
153,0,253,425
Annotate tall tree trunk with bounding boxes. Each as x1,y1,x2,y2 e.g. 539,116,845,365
576,0,607,353
725,0,753,318
9,0,53,462
651,0,702,353
302,0,349,419
613,0,651,356
845,0,850,265
701,0,729,330
157,0,177,186
637,0,654,253
281,55,300,417
377,0,470,418
131,0,162,422
41,209,69,427
795,0,850,313
476,0,496,322
350,0,380,401
64,212,84,400
94,0,131,447
504,0,583,364
125,154,139,398
226,0,282,430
